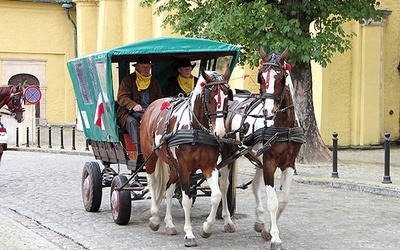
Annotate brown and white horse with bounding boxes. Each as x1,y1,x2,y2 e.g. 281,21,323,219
140,66,231,247
220,45,305,250
0,84,25,165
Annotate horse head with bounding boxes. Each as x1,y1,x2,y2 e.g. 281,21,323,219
191,65,231,139
8,84,25,123
258,45,289,120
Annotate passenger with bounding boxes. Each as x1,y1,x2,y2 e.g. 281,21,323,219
117,56,163,161
166,58,198,97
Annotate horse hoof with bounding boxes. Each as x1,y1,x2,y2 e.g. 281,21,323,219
224,223,236,233
165,226,177,235
254,222,264,233
200,227,212,238
271,242,283,250
184,237,197,247
148,220,159,231
261,229,272,241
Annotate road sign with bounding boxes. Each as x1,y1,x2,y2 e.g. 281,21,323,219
24,86,42,105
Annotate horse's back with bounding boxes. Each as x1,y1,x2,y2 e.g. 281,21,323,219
227,96,264,139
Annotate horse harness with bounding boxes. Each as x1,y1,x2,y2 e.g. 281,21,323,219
147,80,231,169
221,89,305,169
5,86,25,114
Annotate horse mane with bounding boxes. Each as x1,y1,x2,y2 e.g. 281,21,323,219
190,71,221,103
0,85,11,108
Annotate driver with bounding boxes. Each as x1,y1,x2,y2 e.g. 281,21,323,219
117,56,163,161
166,58,197,97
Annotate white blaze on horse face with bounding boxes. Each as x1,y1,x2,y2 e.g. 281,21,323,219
262,70,278,118
213,88,227,138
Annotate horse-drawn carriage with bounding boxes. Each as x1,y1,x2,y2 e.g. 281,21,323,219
67,37,240,223
68,37,305,249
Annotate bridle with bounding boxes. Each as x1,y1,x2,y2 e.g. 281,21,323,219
258,54,289,120
6,86,25,114
201,80,229,119
188,78,230,134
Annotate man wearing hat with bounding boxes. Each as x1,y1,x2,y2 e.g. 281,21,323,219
166,58,198,97
117,56,163,162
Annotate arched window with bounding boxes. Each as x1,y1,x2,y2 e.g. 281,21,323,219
8,74,40,120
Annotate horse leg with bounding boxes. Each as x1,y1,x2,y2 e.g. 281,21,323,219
219,165,235,233
147,172,161,232
261,164,283,250
181,184,197,247
164,183,177,235
252,167,265,233
147,159,169,232
277,167,294,219
201,168,222,238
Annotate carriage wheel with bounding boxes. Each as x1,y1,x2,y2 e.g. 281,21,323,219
82,161,103,212
110,175,131,225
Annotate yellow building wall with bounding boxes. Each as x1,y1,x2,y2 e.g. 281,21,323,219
313,0,400,147
381,1,400,144
75,1,98,57
0,1,76,125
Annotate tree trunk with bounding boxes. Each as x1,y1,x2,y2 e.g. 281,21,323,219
290,62,332,164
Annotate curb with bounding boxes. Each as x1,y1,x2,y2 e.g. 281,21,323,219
7,147,93,157
295,179,400,198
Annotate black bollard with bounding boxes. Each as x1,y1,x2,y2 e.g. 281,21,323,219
382,132,392,184
60,126,64,149
331,132,339,178
85,140,89,151
48,126,52,148
26,127,29,148
37,127,41,148
72,126,76,150
16,127,19,147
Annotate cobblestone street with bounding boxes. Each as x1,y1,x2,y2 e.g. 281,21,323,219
1,147,400,249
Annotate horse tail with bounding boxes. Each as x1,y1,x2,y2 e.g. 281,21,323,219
152,158,170,207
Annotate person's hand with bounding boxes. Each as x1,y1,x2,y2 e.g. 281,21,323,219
132,104,143,112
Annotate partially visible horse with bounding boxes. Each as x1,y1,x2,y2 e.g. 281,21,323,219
220,45,305,250
0,84,25,165
140,66,231,247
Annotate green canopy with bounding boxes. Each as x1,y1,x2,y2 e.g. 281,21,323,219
67,37,240,142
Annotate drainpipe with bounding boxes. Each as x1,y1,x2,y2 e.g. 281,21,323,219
62,3,78,58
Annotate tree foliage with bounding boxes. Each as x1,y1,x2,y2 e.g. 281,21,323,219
141,0,382,163
141,0,381,68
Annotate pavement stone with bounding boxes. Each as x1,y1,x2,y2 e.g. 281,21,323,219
0,206,61,249
2,125,400,249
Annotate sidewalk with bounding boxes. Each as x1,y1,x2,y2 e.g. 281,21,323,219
294,147,400,198
9,125,93,156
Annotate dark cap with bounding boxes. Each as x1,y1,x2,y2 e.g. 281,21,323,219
174,58,196,70
132,56,153,67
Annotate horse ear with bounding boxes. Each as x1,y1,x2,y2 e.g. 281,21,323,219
18,80,29,92
222,64,230,80
280,45,290,64
201,70,213,83
258,44,267,62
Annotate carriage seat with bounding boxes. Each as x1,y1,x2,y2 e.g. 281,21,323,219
118,128,138,161
115,100,138,160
